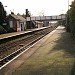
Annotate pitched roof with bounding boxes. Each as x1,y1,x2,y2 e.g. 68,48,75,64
9,14,25,22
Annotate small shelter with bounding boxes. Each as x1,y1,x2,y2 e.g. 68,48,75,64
7,14,26,32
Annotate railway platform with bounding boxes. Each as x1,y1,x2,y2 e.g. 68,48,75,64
1,26,75,75
0,30,31,40
0,27,49,40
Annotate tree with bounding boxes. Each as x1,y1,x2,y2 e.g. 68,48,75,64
69,7,75,35
17,13,20,15
66,0,75,37
0,2,6,25
22,13,26,18
66,9,71,32
11,11,14,14
26,9,30,17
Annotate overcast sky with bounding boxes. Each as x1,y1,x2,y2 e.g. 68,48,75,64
0,0,73,16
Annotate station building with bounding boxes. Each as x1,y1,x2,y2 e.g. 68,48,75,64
7,14,26,32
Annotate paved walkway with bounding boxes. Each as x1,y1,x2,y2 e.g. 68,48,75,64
1,26,75,75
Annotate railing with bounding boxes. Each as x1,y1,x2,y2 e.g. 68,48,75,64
30,15,66,21
0,25,7,34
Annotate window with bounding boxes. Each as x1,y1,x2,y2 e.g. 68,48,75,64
9,21,13,28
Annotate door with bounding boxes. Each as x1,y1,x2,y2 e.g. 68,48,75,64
20,23,24,31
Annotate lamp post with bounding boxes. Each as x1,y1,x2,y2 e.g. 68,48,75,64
68,0,69,10
66,0,69,31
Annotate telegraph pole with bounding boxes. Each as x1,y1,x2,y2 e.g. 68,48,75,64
66,0,69,32
26,9,31,29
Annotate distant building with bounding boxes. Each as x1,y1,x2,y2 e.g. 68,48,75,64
7,14,26,32
43,21,49,27
35,21,43,28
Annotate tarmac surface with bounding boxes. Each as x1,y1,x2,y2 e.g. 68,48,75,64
1,26,75,75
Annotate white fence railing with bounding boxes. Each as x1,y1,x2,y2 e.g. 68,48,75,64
30,15,66,21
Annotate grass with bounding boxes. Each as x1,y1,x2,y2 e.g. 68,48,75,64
12,28,75,75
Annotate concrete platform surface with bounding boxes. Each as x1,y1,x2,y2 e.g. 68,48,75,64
0,31,31,40
1,26,75,75
0,27,48,40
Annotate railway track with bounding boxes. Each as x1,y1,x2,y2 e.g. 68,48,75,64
0,25,57,69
